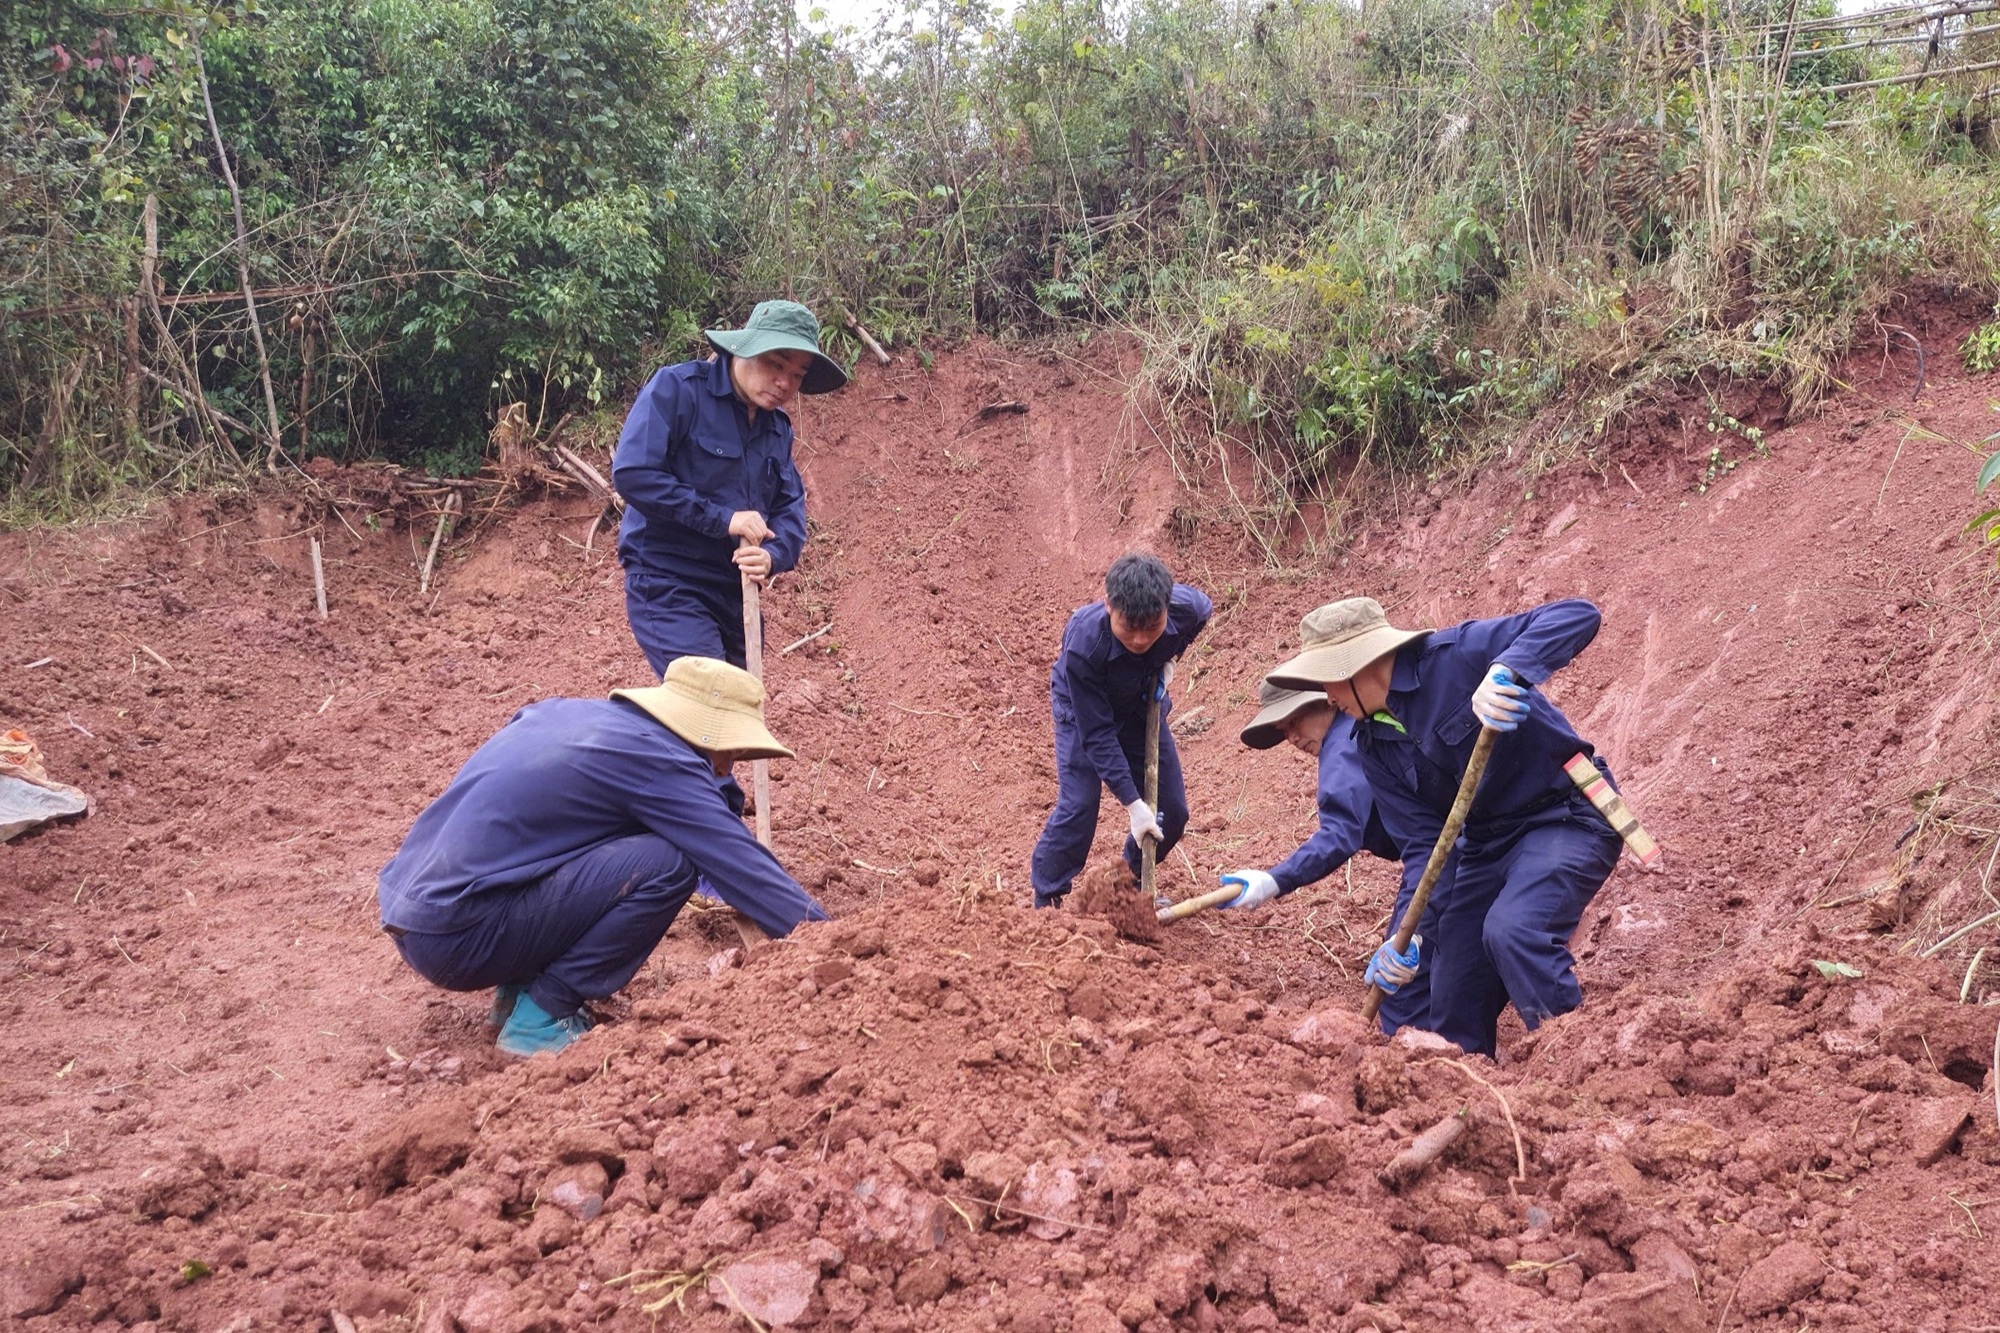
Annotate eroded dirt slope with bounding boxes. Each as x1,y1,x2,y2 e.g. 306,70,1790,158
2,314,1998,1332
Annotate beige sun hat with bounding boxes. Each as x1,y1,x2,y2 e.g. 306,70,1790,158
1239,679,1332,750
1264,597,1430,690
612,657,795,761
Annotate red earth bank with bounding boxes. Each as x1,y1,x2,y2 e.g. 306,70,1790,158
2,308,1998,1331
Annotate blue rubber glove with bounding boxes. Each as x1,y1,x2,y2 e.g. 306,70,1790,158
1216,869,1280,911
1470,662,1529,731
1364,935,1422,992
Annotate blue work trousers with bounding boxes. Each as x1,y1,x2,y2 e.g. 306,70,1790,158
1428,803,1620,1057
392,833,698,1019
625,568,748,675
1030,716,1188,906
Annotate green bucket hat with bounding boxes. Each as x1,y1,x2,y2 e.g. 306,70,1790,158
705,300,849,395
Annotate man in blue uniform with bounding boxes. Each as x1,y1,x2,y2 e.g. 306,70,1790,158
611,300,847,676
1266,597,1622,1057
1215,679,1442,1034
1030,554,1212,908
377,657,829,1057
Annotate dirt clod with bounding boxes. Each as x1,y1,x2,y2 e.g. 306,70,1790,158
1072,861,1159,942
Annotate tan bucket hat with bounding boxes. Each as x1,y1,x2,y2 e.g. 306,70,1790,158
1239,679,1331,750
1264,597,1430,690
611,657,795,761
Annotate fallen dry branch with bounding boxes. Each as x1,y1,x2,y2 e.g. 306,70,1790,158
847,319,891,366
551,444,622,511
1379,1108,1469,1191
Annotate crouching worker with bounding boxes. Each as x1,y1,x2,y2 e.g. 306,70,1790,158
1266,597,1622,1058
377,657,828,1057
1030,554,1212,908
1217,678,1445,1034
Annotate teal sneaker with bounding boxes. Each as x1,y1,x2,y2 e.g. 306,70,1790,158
495,994,594,1058
486,984,523,1033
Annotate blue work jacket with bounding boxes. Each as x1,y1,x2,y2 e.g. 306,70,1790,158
1270,713,1404,893
378,697,827,939
1354,599,1605,862
611,357,808,588
1049,583,1213,807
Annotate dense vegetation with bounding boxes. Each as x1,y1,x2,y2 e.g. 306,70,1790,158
5,0,2000,516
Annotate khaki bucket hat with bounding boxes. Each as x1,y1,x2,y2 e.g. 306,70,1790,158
1239,679,1331,750
612,657,796,761
705,300,849,395
1264,598,1430,690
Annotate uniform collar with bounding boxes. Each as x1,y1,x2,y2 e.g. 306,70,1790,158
1387,633,1434,695
703,356,736,398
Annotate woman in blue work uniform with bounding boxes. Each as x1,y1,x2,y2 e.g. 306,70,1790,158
611,300,848,675
1265,597,1623,1058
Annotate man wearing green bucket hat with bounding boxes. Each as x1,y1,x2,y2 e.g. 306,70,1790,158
612,299,849,678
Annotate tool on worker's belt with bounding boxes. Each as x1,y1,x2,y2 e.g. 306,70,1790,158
1563,753,1661,867
733,544,774,949
1139,677,1162,904
1362,724,1499,1024
1156,883,1242,923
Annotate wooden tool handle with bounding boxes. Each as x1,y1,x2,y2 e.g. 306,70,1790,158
1140,692,1162,900
731,546,774,953
739,551,774,851
1156,883,1243,924
1362,724,1500,1024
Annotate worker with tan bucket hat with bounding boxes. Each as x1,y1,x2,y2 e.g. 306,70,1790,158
1218,678,1443,1034
1264,596,1623,1058
377,657,828,1058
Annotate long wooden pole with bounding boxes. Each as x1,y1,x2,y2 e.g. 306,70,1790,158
1140,690,1162,901
734,546,774,950
1361,725,1499,1024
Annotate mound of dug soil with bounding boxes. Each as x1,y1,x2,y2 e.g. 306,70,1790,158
10,884,1996,1332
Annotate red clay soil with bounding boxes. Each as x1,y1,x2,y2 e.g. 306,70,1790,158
4,303,1999,1333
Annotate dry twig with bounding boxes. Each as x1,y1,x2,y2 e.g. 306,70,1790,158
1418,1057,1528,1186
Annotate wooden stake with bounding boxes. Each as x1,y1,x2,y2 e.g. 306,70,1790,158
419,493,458,596
1363,725,1499,1025
309,535,327,621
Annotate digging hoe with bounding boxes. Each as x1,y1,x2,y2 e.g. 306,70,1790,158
1362,724,1499,1024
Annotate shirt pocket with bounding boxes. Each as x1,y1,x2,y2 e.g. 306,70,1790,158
676,428,745,501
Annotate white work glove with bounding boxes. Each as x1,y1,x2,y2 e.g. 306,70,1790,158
1155,660,1174,700
1217,869,1280,911
1470,662,1530,731
1126,799,1164,846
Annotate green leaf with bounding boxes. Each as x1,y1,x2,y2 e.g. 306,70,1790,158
1979,451,2000,494
1811,959,1863,980
180,1260,212,1282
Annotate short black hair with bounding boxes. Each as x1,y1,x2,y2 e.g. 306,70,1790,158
1104,553,1172,624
